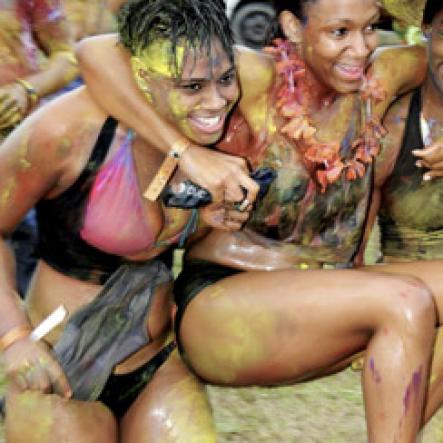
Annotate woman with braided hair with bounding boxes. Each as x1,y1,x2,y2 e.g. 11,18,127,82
0,0,253,441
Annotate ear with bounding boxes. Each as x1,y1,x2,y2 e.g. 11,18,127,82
130,56,154,102
279,10,303,45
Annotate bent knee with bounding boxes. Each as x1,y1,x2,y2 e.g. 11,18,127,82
382,275,436,331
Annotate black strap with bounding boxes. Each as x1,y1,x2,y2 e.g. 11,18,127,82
394,88,423,178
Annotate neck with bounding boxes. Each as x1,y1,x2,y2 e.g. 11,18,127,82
422,73,443,122
303,67,338,111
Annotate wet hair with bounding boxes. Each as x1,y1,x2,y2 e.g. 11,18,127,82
118,0,234,75
423,0,442,26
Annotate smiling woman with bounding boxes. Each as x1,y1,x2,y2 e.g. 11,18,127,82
128,39,238,146
74,0,438,441
0,1,255,442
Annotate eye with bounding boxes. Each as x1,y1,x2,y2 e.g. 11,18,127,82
331,27,348,38
364,23,378,33
180,82,202,92
219,71,236,86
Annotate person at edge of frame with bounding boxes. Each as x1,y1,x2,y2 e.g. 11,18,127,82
0,0,79,296
0,0,255,441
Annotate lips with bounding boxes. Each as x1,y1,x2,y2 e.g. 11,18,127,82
335,64,365,81
188,114,226,134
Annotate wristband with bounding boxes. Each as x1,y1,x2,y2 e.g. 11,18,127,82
144,138,191,201
14,78,39,108
0,325,31,351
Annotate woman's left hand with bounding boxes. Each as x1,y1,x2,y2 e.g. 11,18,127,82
200,200,252,231
413,142,443,180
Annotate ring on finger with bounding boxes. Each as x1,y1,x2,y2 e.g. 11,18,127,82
235,198,250,212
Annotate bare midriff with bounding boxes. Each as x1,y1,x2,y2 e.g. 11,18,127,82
26,260,173,375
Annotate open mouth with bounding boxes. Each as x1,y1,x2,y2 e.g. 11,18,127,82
335,64,365,82
189,114,226,134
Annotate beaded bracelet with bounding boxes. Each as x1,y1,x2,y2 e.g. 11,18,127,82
0,325,31,352
144,138,192,201
14,78,39,108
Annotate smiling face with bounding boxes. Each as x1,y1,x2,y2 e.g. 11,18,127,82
426,8,443,96
284,0,380,94
131,38,239,146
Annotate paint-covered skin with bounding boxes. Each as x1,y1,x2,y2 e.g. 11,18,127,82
189,43,425,269
61,0,119,41
243,96,372,265
131,38,239,148
0,87,219,443
0,0,71,85
0,25,247,439
378,110,443,260
373,9,443,261
0,0,77,137
71,3,440,441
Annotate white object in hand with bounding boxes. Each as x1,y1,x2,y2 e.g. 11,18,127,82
29,305,68,341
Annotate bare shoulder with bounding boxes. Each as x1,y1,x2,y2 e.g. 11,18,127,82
0,87,107,197
373,44,425,66
25,88,105,161
370,45,426,111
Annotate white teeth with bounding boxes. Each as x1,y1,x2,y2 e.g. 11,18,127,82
194,116,221,127
339,65,362,73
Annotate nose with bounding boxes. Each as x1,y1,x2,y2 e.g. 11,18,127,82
202,83,228,110
349,31,372,59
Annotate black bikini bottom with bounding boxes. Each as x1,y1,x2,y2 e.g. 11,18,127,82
173,259,241,353
98,341,176,418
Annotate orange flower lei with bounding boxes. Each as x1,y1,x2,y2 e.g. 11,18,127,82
264,39,387,193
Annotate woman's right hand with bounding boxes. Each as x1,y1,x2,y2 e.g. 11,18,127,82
179,146,259,205
3,337,72,398
0,82,29,129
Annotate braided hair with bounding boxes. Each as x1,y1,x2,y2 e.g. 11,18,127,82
118,0,234,76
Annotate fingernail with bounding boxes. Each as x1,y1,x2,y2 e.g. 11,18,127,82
415,161,422,168
423,174,431,181
66,389,73,398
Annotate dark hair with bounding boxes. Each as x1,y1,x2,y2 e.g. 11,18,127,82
272,0,315,20
118,0,234,75
423,0,442,25
268,0,316,40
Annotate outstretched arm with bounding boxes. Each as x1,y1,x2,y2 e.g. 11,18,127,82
76,34,258,204
0,0,78,129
